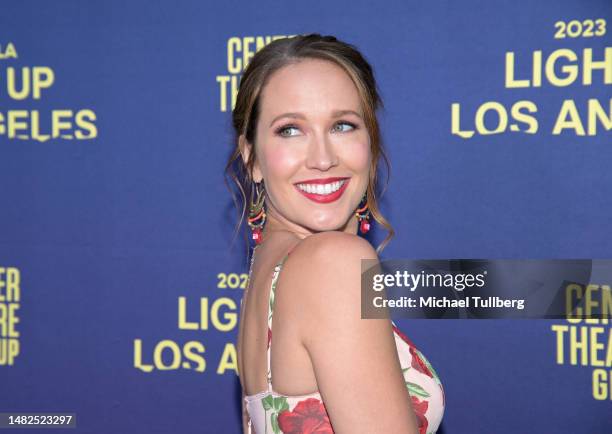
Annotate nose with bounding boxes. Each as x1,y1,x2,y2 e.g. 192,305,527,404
305,130,339,171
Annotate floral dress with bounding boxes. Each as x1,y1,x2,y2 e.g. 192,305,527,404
242,248,445,434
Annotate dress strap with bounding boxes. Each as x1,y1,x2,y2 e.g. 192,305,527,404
265,249,293,392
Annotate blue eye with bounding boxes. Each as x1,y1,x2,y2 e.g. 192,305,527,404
333,121,356,133
276,125,300,137
276,121,357,137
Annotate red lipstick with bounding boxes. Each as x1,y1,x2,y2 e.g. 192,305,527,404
294,177,350,204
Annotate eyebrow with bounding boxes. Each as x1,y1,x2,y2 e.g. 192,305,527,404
269,109,363,127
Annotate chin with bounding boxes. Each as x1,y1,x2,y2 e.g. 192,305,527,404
307,215,350,233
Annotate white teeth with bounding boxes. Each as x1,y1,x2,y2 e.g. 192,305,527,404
297,180,346,195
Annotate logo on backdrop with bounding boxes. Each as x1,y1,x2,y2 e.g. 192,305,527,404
452,18,611,138
551,261,612,401
0,42,97,142
552,302,612,401
133,272,247,376
0,266,20,366
216,35,293,112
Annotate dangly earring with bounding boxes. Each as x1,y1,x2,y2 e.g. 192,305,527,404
248,181,266,245
355,192,371,234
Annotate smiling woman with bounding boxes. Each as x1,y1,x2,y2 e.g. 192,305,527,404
239,57,372,237
225,34,445,434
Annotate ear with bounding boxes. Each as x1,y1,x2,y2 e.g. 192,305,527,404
238,134,263,183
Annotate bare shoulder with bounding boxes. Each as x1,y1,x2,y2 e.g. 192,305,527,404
279,232,415,432
280,231,380,339
290,231,378,266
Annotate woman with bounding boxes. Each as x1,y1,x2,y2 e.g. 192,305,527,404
228,34,445,434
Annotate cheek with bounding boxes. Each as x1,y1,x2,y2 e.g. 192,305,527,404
341,139,371,172
263,145,301,179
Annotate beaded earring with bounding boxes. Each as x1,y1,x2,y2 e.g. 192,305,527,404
247,181,266,244
355,193,371,234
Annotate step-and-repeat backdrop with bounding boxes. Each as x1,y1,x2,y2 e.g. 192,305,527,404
1,1,610,433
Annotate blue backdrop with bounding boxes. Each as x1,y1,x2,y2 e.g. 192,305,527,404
1,1,610,433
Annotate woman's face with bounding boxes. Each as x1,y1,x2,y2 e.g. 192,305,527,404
247,58,371,235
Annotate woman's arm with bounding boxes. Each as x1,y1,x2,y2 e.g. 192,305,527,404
283,232,419,434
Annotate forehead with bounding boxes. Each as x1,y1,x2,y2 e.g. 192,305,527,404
258,58,362,119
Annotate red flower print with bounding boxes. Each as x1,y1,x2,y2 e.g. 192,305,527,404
411,396,429,434
267,327,272,349
409,346,433,378
392,323,416,347
277,398,334,434
392,323,433,379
